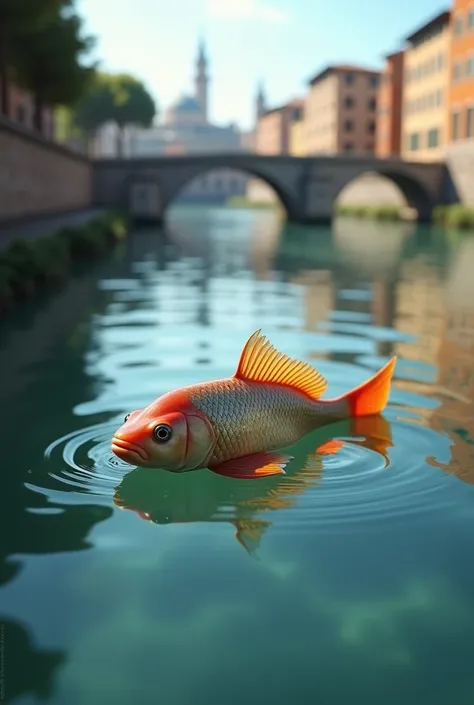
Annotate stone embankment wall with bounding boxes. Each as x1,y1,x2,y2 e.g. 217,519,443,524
0,116,91,222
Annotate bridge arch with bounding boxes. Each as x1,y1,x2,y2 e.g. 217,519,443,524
161,164,299,220
332,164,436,221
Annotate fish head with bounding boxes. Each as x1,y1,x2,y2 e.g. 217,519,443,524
111,392,215,471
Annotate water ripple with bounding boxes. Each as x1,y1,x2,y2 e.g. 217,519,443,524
36,410,466,533
280,422,460,530
43,420,130,496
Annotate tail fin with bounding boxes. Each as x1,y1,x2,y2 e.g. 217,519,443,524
344,357,396,417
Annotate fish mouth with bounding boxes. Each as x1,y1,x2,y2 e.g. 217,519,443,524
111,437,149,464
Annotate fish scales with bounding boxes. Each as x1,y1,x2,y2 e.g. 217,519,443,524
189,379,316,464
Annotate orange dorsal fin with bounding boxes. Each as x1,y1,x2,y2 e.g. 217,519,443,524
234,330,328,400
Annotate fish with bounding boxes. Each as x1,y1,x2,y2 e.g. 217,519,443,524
111,329,396,479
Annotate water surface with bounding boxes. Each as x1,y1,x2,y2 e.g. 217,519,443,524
2,206,474,705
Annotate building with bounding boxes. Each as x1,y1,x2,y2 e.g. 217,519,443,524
239,82,268,152
1,81,55,139
401,10,451,162
255,99,303,155
304,64,379,155
94,41,243,158
376,50,405,157
289,115,307,155
449,0,474,141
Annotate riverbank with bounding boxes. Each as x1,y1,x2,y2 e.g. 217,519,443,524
0,208,105,251
334,204,412,221
0,211,128,316
334,203,474,229
226,196,280,210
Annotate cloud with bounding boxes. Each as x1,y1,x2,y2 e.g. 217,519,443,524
206,0,289,23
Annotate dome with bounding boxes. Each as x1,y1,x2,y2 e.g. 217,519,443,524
173,95,201,113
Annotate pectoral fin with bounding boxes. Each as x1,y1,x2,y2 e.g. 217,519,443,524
210,451,293,479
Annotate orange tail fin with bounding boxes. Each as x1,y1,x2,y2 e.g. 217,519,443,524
343,357,397,417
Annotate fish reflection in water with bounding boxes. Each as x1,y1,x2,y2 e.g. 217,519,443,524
114,414,392,556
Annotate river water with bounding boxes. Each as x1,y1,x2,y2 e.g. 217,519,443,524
1,206,474,705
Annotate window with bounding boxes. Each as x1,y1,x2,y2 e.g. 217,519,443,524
437,52,444,70
344,119,354,131
368,97,376,110
455,15,463,35
367,120,376,134
344,142,353,151
453,62,462,81
427,128,439,148
344,96,354,109
345,72,354,85
368,75,379,88
408,132,420,150
452,110,461,140
469,8,474,28
467,107,474,138
467,56,474,76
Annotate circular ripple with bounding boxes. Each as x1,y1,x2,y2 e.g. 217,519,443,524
34,414,467,532
42,420,133,496
273,418,464,532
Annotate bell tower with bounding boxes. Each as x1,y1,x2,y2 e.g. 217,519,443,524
195,37,209,123
255,80,267,124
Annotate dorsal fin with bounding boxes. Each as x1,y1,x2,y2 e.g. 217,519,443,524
234,330,328,400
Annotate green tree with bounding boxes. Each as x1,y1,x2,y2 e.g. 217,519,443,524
72,73,114,152
73,72,157,156
0,0,64,117
10,7,96,132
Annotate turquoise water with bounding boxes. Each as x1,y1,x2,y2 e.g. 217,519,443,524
2,206,474,704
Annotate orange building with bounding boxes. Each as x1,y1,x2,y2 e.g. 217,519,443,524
376,51,405,157
255,99,303,155
449,0,474,140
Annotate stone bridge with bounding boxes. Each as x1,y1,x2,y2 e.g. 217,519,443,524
92,153,448,224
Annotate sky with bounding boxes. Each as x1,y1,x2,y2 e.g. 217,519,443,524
76,0,449,131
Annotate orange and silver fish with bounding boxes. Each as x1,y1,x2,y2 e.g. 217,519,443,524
111,329,396,479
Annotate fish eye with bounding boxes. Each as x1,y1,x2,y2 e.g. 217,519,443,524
124,413,131,422
153,424,173,443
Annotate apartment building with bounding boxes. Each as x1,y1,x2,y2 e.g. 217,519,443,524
304,64,379,155
376,50,405,157
401,10,451,161
255,99,303,155
449,0,474,140
289,116,307,155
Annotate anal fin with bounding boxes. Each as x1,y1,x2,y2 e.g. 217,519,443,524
210,451,292,479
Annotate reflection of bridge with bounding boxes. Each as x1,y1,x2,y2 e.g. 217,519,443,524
93,153,448,225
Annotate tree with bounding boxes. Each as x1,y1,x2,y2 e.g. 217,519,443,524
0,0,64,116
10,7,96,132
73,72,157,156
72,72,114,151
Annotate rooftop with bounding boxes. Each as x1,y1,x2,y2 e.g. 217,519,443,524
261,97,305,118
308,63,381,86
405,9,450,44
384,49,405,61
171,95,202,113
